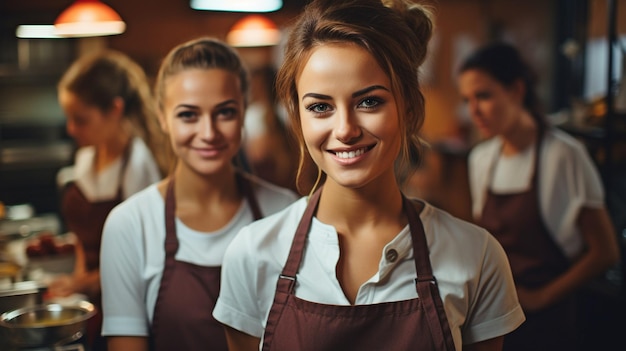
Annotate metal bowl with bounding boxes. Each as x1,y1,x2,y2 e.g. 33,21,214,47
0,301,96,348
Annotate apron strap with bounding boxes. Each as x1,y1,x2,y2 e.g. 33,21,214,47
277,186,322,292
404,195,455,351
151,177,179,339
236,172,263,220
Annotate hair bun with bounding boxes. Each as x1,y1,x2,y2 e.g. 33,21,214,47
383,0,434,65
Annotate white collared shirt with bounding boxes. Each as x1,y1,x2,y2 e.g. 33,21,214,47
468,128,605,259
57,137,161,202
213,197,525,350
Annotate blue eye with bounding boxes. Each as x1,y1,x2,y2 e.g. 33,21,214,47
177,110,197,121
217,108,238,120
358,97,383,109
306,103,332,114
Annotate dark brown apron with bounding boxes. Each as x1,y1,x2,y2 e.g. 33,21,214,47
477,134,576,351
61,145,131,351
262,188,456,351
150,173,262,351
61,145,131,272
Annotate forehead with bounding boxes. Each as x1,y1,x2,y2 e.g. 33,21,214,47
164,68,241,97
296,43,389,94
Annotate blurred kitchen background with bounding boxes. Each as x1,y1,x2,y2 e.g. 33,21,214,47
0,0,625,349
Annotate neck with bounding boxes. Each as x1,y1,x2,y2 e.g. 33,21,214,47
316,171,405,235
500,111,539,156
173,163,240,205
95,129,132,171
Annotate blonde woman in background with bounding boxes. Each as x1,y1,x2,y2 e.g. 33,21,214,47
100,37,298,351
51,50,168,350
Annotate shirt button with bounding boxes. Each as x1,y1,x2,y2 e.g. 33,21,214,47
385,249,398,263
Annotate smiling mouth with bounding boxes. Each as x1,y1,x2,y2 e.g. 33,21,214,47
331,145,375,159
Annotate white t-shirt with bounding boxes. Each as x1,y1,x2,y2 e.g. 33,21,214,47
57,137,162,202
468,128,605,259
100,174,299,337
213,197,525,350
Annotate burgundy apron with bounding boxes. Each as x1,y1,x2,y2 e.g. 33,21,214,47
61,145,131,351
150,173,262,351
477,133,575,351
61,145,131,273
262,188,456,351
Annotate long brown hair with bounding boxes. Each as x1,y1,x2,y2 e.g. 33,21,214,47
275,0,434,194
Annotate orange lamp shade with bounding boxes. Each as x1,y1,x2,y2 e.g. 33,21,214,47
54,0,126,37
226,15,281,47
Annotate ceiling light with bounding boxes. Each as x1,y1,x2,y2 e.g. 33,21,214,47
54,0,126,37
190,0,282,13
226,15,281,47
16,25,63,39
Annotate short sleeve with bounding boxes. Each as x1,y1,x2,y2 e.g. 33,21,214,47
540,130,606,257
462,234,525,344
100,203,150,336
213,225,265,337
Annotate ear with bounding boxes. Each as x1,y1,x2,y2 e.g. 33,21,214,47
109,97,125,121
510,79,526,106
157,110,169,134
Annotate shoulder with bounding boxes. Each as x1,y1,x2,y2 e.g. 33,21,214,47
74,145,96,164
128,137,159,169
420,202,500,258
543,128,588,158
225,197,307,256
107,184,162,224
130,137,152,157
468,138,500,166
241,172,300,213
541,128,599,177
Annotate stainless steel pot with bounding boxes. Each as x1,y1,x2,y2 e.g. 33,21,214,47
0,301,96,349
0,280,44,314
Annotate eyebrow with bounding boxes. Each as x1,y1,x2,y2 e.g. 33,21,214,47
301,85,390,101
174,99,239,110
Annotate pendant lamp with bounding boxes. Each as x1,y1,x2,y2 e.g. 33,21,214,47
190,0,282,13
226,15,281,48
54,0,126,37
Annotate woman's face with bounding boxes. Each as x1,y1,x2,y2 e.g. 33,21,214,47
458,68,524,138
160,68,244,176
59,90,120,148
296,43,401,189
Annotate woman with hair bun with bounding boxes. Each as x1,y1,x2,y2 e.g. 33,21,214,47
214,1,525,350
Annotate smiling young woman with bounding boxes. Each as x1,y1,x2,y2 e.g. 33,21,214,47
212,1,525,351
99,37,298,351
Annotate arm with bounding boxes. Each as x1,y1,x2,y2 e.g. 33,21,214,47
518,206,620,311
224,325,262,351
464,336,503,351
108,336,149,351
48,237,100,298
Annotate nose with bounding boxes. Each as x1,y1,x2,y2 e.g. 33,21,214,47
66,120,76,138
334,107,362,144
199,115,218,141
467,99,481,119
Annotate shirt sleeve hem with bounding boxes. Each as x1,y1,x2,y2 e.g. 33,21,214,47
101,316,149,337
213,301,264,338
462,305,526,345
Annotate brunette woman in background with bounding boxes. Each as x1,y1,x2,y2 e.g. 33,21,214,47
458,42,620,351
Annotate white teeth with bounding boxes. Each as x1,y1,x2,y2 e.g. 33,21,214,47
336,147,366,159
